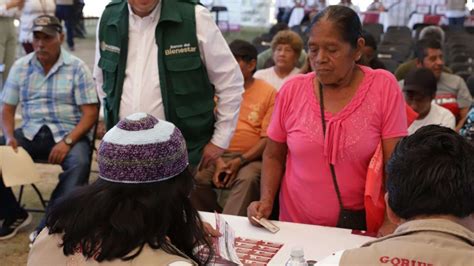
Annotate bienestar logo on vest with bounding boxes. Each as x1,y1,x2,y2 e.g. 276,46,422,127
165,43,197,56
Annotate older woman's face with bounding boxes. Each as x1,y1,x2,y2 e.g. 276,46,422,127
272,44,298,71
308,20,361,85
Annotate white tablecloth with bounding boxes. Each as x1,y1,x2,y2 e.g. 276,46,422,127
199,212,375,264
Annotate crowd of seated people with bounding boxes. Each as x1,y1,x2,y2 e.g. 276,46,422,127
0,1,473,265
399,38,472,131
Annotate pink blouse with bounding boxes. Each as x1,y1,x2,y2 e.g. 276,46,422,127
267,66,407,226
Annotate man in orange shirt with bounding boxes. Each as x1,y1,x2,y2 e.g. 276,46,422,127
191,40,276,216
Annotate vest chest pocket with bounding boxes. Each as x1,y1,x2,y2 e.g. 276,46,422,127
98,57,118,95
165,56,206,95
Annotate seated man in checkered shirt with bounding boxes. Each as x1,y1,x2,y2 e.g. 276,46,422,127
0,15,98,241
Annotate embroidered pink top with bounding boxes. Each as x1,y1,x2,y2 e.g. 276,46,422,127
267,66,407,226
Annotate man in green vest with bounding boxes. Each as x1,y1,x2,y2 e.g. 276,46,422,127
93,0,244,168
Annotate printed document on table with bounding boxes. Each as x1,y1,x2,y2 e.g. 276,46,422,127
0,146,40,187
215,212,241,265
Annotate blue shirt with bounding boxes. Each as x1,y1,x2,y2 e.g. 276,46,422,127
1,48,98,142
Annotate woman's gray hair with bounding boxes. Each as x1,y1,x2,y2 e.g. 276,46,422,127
419,26,445,43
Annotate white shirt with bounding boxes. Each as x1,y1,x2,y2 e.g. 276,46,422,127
0,0,21,17
19,0,56,43
94,3,244,149
408,103,456,135
445,10,468,18
253,67,300,91
275,0,294,8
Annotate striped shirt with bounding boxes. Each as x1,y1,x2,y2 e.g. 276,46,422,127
1,48,98,142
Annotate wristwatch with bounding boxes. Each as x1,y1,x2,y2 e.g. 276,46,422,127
238,154,248,166
63,135,73,146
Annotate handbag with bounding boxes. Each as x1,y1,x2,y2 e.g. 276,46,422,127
318,82,367,230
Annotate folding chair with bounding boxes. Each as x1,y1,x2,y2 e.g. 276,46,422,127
467,75,474,97
450,62,474,74
465,26,474,34
413,23,429,39
381,34,413,47
456,70,474,82
17,104,100,213
448,43,468,51
378,45,411,63
451,54,471,64
386,26,412,37
363,23,384,44
377,58,399,74
252,36,271,54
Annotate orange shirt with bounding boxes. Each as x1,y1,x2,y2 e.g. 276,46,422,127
227,79,276,153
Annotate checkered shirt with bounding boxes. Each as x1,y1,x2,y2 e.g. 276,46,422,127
1,48,98,142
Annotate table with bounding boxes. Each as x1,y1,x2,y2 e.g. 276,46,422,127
199,212,375,264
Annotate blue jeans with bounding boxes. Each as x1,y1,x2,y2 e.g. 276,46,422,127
55,5,75,48
0,126,90,230
449,17,465,31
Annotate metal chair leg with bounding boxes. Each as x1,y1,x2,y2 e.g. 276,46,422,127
18,185,25,205
31,184,47,209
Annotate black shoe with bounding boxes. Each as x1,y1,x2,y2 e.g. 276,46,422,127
0,212,32,240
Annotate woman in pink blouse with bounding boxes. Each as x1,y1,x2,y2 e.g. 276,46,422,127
247,5,407,236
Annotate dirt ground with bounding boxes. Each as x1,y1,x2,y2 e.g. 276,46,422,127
0,156,99,265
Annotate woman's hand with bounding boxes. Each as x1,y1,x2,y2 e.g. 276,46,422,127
247,200,273,227
202,222,221,238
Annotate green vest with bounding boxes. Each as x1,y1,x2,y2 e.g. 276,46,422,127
98,0,215,165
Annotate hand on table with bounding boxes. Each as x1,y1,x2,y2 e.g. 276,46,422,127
202,221,221,243
247,200,273,227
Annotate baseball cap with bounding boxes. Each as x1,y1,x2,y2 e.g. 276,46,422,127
32,15,62,36
404,68,437,97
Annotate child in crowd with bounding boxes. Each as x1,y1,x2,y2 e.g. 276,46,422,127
403,68,455,135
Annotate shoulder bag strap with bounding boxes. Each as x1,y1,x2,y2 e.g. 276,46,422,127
319,82,345,211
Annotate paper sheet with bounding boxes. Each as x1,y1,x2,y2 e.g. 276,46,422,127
210,213,283,265
0,146,41,187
